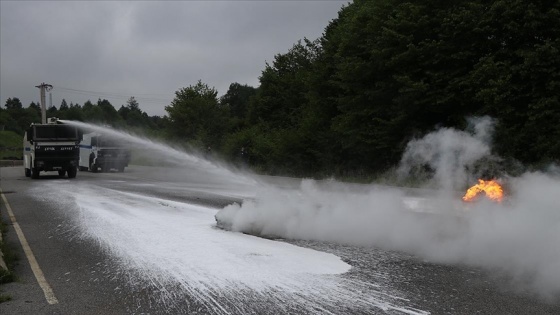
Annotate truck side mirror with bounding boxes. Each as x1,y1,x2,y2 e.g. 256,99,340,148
26,127,34,142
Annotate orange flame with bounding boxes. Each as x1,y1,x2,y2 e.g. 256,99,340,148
462,179,504,203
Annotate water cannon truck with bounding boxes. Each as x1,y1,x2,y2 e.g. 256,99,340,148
23,117,82,179
79,132,131,173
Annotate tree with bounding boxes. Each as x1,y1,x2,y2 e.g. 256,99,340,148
467,0,560,164
219,83,257,140
0,108,19,133
247,40,318,129
126,96,140,112
220,83,257,121
5,97,23,110
47,105,58,116
97,98,121,124
116,96,155,128
64,103,83,121
314,0,487,172
236,40,325,174
82,100,104,122
29,102,41,115
60,99,69,110
165,81,226,148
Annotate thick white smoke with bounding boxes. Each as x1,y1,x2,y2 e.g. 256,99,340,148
216,117,560,300
397,116,495,191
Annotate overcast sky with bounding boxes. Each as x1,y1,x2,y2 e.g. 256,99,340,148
1,0,348,116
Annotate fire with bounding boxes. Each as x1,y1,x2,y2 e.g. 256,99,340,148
462,179,504,203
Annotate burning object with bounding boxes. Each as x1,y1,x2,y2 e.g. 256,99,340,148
462,179,504,203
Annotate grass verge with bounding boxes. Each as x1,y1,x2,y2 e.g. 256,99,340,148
0,205,18,303
0,293,11,303
0,130,23,160
0,220,18,282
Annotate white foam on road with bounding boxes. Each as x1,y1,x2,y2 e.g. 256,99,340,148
34,183,428,315
80,188,350,283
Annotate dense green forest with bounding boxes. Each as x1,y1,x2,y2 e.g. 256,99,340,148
2,0,559,177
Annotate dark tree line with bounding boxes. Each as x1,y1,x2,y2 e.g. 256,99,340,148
4,0,559,177
164,0,559,176
0,96,167,138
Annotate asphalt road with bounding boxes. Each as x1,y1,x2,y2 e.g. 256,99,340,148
0,165,559,314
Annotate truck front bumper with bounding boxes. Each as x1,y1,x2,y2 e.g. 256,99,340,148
35,158,78,171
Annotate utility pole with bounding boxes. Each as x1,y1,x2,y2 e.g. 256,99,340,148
35,82,53,124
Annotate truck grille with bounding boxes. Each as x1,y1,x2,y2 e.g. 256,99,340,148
35,146,79,159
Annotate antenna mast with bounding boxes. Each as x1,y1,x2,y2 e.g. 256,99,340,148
35,82,53,124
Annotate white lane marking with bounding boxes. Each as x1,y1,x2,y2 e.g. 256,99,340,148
1,189,59,305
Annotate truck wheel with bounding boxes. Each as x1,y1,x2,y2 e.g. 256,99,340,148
25,168,31,177
58,170,66,177
31,167,40,179
68,167,77,179
89,153,97,173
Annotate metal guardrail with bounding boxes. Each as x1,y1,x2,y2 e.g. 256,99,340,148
0,147,23,164
0,160,23,167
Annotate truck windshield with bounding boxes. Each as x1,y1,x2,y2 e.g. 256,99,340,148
100,138,123,147
34,125,79,141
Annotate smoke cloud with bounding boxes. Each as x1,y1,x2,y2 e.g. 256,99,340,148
216,117,560,300
397,116,495,191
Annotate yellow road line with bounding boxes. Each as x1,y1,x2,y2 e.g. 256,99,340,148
0,189,59,305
